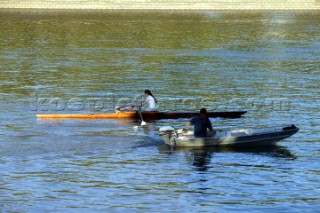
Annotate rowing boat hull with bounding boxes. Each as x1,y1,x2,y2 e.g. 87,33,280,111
37,111,246,120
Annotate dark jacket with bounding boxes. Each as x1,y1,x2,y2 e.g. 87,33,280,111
190,115,213,138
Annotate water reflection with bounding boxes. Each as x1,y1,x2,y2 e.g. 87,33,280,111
159,145,296,171
187,148,213,172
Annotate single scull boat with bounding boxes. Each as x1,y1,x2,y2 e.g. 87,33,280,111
37,110,246,120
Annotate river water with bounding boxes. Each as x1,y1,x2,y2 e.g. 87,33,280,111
0,10,319,212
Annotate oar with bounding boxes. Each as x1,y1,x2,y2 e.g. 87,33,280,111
138,107,147,126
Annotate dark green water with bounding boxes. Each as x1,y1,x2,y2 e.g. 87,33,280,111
0,10,319,212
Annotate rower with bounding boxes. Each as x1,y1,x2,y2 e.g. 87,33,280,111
115,90,157,112
141,89,157,111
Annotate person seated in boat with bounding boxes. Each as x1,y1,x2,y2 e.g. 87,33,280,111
185,108,214,138
115,90,157,112
141,89,157,111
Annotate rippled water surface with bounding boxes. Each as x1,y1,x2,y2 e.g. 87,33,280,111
0,10,319,212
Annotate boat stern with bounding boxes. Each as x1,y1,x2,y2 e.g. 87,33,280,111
159,126,177,147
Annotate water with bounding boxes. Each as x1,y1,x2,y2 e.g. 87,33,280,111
0,10,319,212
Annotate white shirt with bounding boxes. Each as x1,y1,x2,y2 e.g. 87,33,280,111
145,95,156,111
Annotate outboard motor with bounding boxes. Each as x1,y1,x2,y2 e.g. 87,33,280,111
159,126,175,135
159,126,177,147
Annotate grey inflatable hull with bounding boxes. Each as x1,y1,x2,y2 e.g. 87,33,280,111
159,125,299,147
